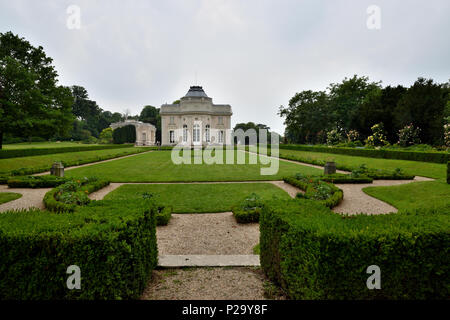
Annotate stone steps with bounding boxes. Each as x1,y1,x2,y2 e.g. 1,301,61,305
158,255,260,268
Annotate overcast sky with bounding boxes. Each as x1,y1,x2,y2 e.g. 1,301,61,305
1,0,449,134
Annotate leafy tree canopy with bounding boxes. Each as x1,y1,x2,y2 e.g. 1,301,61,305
0,31,74,148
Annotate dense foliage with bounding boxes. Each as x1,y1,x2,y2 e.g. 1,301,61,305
0,32,74,149
0,200,158,299
7,175,68,188
112,125,137,144
280,75,449,146
260,199,450,299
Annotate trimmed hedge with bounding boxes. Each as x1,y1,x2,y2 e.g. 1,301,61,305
260,199,450,299
284,176,343,209
7,175,68,188
0,200,158,299
113,125,136,144
156,206,172,226
0,175,9,184
232,206,262,223
278,144,450,164
44,178,110,213
319,173,373,184
0,144,132,159
232,193,265,223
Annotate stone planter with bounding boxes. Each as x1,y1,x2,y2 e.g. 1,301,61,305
50,161,64,177
324,161,336,175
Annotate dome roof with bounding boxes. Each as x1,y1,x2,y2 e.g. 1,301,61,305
184,86,208,98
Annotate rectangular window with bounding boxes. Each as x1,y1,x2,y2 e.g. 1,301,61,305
218,116,223,125
170,116,175,124
169,130,175,143
218,130,224,143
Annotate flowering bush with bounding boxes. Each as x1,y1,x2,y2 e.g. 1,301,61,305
444,124,450,148
398,124,421,147
346,130,360,143
365,123,388,147
326,128,344,145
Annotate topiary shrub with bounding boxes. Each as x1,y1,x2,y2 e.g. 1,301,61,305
112,125,136,144
260,198,450,299
232,193,265,223
0,200,158,299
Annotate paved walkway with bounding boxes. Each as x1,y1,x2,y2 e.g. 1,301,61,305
333,176,433,215
0,185,51,212
158,255,260,267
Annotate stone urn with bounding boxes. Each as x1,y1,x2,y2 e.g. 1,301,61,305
324,161,336,175
50,161,64,177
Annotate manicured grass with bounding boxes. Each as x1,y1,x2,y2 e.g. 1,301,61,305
66,150,323,182
0,147,148,174
104,183,291,213
2,142,101,149
278,149,446,180
0,192,22,204
363,180,450,212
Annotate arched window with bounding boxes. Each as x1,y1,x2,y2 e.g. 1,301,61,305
218,130,224,143
193,124,200,143
183,124,188,142
205,125,210,142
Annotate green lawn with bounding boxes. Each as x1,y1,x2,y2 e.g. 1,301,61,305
0,192,22,204
104,182,291,213
0,147,148,174
363,180,450,212
278,149,446,180
3,141,101,149
65,150,322,182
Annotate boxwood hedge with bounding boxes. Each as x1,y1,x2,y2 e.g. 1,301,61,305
0,200,158,299
0,144,132,159
7,175,69,188
44,178,110,213
260,199,450,299
278,144,450,164
283,176,343,209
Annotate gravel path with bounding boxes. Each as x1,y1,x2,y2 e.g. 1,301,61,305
142,267,269,300
333,176,434,215
0,185,51,212
157,212,259,255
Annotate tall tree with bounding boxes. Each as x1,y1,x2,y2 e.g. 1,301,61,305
139,105,161,142
0,31,74,148
394,78,447,145
279,90,331,144
328,75,381,131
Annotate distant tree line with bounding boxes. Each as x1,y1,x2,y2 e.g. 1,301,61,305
279,75,450,147
0,31,164,147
